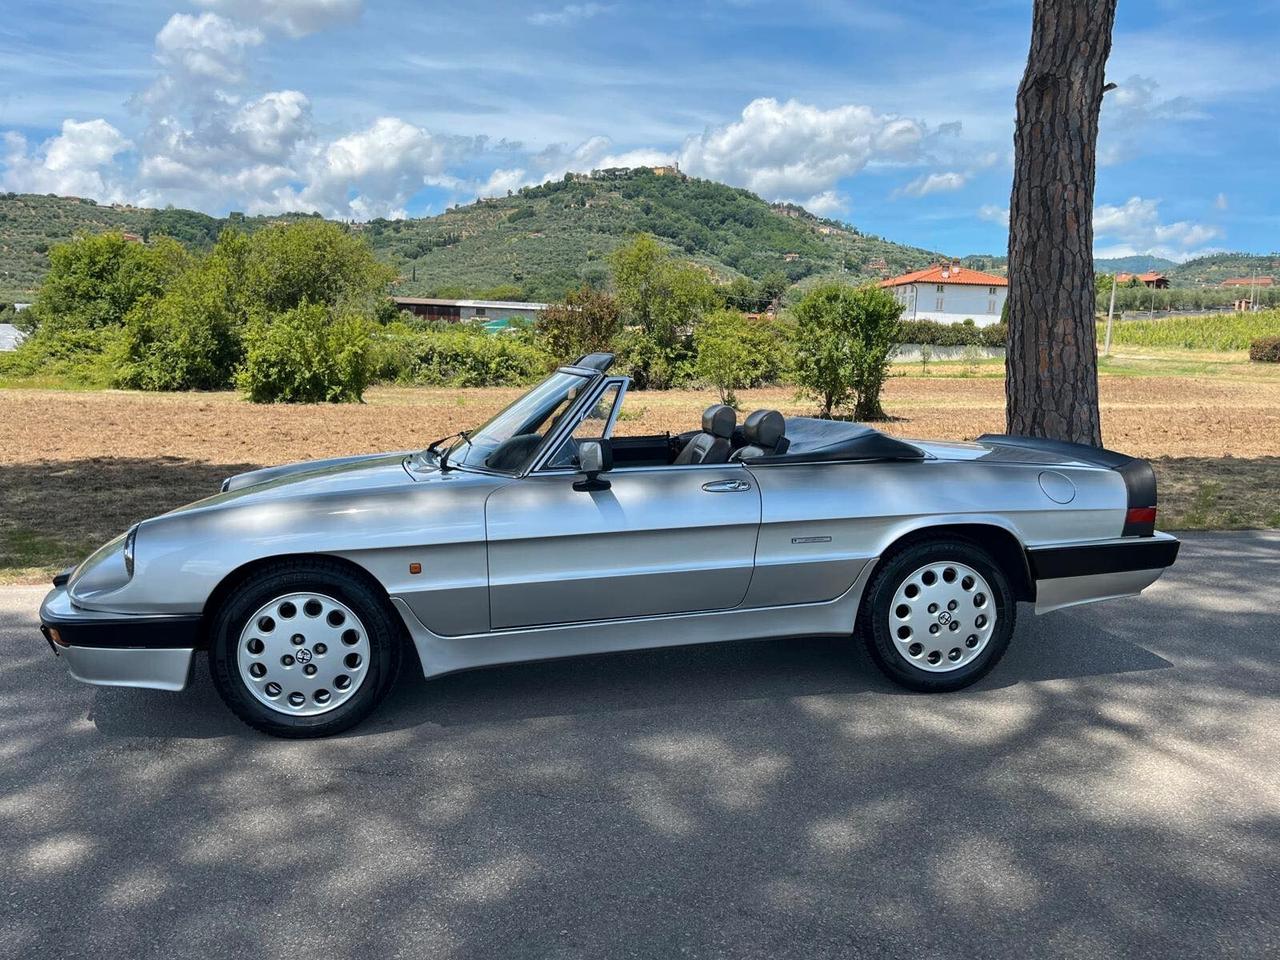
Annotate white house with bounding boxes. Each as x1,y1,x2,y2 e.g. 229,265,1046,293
0,323,27,352
880,263,1007,327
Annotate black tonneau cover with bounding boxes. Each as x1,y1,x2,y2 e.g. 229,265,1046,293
746,417,926,464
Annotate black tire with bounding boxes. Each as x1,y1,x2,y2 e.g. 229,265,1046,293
209,558,403,738
857,537,1016,692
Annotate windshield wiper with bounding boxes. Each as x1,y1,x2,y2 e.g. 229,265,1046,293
437,430,472,473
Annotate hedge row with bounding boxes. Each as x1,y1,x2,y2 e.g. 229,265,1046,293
897,319,1007,347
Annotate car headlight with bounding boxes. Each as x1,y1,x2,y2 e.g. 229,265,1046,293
123,524,138,577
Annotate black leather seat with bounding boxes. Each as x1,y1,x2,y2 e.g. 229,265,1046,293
673,404,736,465
730,409,788,460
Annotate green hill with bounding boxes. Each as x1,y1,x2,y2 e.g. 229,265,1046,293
1095,254,1178,275
1,172,946,303
1166,252,1280,286
0,192,325,301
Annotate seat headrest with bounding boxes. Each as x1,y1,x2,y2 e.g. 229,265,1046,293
743,409,785,448
702,404,736,439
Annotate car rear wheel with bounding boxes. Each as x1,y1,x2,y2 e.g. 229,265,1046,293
209,559,403,737
858,537,1016,692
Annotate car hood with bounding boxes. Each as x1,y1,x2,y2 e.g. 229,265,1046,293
165,452,422,517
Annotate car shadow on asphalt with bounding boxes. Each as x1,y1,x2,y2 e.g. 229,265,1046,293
86,606,1172,740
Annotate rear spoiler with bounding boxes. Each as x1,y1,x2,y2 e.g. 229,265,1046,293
977,434,1157,537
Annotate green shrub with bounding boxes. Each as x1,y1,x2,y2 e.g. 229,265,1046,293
371,324,552,386
535,285,623,362
792,282,902,420
1250,336,1280,363
239,304,373,403
694,309,779,406
0,326,119,386
896,319,1007,348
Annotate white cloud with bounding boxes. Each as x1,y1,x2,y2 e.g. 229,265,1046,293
1093,196,1221,261
1215,192,1228,211
978,204,1009,226
799,190,847,217
153,13,263,85
286,117,452,219
230,90,312,159
528,3,613,26
476,167,529,199
195,0,363,37
676,98,924,200
1099,75,1197,166
898,171,967,198
1,120,133,201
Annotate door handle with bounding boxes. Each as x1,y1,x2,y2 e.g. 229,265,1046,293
702,479,751,493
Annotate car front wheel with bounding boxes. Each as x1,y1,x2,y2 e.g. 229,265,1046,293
209,559,403,737
858,538,1016,692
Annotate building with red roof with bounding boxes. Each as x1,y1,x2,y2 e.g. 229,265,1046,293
879,262,1008,326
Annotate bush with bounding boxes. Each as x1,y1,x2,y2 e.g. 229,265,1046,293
1250,336,1280,363
239,304,373,403
371,324,552,387
792,282,902,420
535,285,622,362
896,319,1007,348
694,309,778,406
113,261,244,391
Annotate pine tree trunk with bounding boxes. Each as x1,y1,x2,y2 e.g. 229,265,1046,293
1005,0,1115,446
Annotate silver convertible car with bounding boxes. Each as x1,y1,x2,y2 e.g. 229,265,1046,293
40,353,1179,737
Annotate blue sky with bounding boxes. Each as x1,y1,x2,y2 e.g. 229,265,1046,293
2,0,1277,259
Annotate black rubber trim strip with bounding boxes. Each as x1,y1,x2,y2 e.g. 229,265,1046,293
1028,537,1180,581
39,612,202,649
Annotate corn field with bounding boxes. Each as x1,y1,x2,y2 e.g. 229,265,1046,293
1098,309,1280,351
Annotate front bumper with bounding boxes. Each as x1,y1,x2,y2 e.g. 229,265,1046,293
1028,532,1180,614
40,586,200,691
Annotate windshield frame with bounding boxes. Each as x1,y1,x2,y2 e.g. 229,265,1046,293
434,367,602,477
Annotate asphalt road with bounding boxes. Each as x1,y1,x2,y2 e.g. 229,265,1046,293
1,532,1277,960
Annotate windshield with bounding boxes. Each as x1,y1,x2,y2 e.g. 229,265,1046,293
439,370,594,473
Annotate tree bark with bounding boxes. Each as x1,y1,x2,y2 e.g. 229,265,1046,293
1005,0,1115,446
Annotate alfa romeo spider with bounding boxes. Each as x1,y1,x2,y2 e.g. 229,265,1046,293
40,353,1179,737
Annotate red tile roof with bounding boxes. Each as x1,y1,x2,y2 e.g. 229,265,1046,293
1221,276,1273,287
1116,271,1167,283
879,264,1008,288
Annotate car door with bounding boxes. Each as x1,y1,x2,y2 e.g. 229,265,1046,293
483,383,761,629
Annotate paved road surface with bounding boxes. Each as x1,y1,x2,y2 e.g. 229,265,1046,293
1,533,1277,959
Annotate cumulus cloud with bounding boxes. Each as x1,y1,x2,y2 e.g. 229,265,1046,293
153,12,263,85
230,90,312,159
677,97,924,199
528,3,614,26
285,117,453,219
194,0,363,37
1099,75,1197,166
798,190,848,217
1,120,133,201
1093,196,1221,259
898,171,967,197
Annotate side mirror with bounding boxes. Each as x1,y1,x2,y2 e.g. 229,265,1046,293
573,439,613,492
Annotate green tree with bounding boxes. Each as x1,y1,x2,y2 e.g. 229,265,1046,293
535,285,623,361
694,309,774,406
238,304,373,403
609,233,717,388
243,219,395,314
27,232,190,335
792,282,903,420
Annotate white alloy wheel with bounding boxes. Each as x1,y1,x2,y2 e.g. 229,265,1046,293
888,561,996,672
236,592,372,716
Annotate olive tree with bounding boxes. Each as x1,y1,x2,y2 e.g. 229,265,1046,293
792,282,902,420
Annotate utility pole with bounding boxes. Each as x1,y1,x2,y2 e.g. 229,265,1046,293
1103,275,1117,356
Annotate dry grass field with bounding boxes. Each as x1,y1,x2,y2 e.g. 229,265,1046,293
3,367,1279,583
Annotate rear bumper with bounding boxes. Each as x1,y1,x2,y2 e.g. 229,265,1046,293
1028,532,1180,614
40,587,199,691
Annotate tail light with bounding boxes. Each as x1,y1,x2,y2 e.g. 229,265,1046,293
1124,506,1157,537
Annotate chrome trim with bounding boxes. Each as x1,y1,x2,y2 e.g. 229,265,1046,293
527,374,625,475
61,645,194,691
